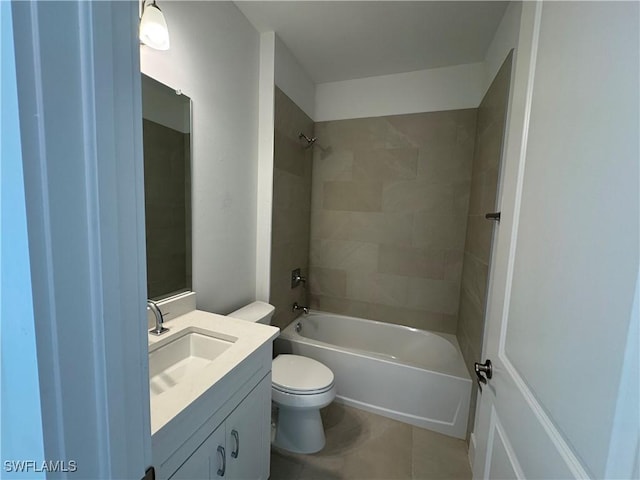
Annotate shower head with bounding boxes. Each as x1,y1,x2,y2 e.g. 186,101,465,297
299,132,317,149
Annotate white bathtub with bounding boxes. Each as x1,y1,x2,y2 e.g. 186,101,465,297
274,311,472,439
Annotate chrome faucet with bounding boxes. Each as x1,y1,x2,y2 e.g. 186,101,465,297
148,299,169,335
292,302,309,314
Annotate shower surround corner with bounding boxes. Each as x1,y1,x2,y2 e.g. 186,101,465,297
269,87,314,329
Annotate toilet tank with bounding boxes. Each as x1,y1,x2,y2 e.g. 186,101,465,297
228,301,275,325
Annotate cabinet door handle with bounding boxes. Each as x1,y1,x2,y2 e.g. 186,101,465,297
216,445,226,477
230,429,240,458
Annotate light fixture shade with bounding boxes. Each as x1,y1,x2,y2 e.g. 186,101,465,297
139,1,170,51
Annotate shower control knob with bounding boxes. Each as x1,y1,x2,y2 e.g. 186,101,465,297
291,268,306,288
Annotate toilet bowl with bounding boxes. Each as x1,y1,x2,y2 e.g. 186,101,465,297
271,354,336,453
228,302,336,454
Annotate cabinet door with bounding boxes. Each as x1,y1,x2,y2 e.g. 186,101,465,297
170,423,226,480
225,375,271,480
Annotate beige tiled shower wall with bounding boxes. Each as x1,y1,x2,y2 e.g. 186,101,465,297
269,88,314,329
457,51,513,440
309,109,477,334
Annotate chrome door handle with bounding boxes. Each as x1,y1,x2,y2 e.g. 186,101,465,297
230,429,239,458
474,359,493,392
485,212,501,222
217,445,226,476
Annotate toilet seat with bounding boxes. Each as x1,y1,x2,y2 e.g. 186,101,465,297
272,382,336,410
272,354,335,394
272,382,334,395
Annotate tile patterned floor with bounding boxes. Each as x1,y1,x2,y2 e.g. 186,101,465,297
270,403,472,480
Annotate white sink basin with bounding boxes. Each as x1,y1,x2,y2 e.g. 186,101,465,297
149,327,236,397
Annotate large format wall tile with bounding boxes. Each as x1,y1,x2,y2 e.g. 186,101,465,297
323,181,383,212
412,213,468,251
308,267,348,298
382,181,455,214
405,278,460,314
270,88,314,329
417,146,474,183
377,245,446,279
348,212,414,245
315,116,414,151
310,109,477,334
310,239,379,273
352,148,418,182
310,210,414,246
346,272,410,308
386,110,460,148
312,150,354,183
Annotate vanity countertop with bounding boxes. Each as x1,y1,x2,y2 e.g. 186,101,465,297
148,309,279,435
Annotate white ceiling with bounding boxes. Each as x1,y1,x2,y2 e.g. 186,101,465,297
236,1,509,84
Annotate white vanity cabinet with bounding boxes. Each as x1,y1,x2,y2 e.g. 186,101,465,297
169,423,225,480
169,375,271,480
150,310,279,480
224,375,271,479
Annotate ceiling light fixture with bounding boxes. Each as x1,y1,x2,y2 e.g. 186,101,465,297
139,0,170,51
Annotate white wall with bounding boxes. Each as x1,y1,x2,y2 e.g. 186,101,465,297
482,1,522,97
274,35,315,120
255,32,275,302
314,62,484,122
141,1,260,314
312,2,522,123
14,1,152,475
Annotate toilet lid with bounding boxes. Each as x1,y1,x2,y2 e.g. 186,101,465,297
272,354,334,394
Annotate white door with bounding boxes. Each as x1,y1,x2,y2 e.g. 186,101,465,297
11,1,152,477
473,2,639,479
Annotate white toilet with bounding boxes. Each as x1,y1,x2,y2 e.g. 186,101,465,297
228,301,336,454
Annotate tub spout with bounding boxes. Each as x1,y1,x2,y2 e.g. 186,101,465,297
292,302,309,314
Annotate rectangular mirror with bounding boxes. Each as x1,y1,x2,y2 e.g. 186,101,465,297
141,74,192,300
